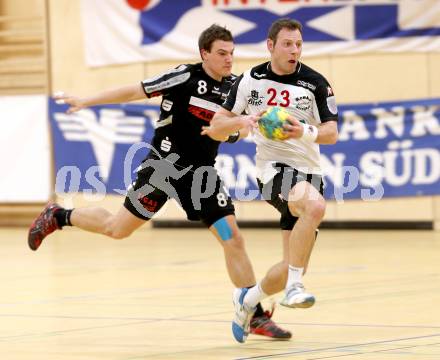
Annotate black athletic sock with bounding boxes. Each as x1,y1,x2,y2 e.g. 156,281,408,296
54,209,73,228
254,302,265,317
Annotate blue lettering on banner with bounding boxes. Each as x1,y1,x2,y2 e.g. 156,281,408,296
49,97,440,200
135,2,440,45
323,99,440,200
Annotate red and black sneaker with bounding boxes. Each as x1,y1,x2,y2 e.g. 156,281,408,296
28,203,62,251
250,305,292,339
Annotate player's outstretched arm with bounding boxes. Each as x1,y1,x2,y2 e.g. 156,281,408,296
53,83,146,114
201,107,258,141
282,116,338,145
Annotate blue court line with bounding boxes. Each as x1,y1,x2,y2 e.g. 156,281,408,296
304,341,440,360
310,286,440,306
234,333,440,360
0,320,158,342
316,272,440,291
0,281,220,307
1,313,440,330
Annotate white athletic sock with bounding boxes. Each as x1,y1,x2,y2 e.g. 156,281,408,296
286,265,304,290
244,282,268,308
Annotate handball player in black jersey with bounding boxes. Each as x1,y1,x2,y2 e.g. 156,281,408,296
28,24,291,341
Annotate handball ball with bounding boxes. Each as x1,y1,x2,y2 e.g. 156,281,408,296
258,106,290,140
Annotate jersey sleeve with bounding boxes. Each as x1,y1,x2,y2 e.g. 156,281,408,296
314,77,339,122
141,64,191,98
222,73,248,115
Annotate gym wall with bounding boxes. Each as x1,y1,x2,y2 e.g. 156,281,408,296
3,0,439,228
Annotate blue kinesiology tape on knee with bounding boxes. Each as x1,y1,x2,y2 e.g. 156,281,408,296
213,217,233,241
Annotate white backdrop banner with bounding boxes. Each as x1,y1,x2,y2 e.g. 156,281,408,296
80,0,440,67
0,96,51,202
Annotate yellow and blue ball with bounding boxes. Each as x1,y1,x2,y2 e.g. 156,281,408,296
258,106,290,140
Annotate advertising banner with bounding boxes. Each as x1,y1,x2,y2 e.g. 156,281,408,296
49,97,440,201
80,0,440,67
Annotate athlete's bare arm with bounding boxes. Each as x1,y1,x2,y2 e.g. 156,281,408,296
202,107,258,141
315,120,338,144
53,84,146,114
283,115,338,144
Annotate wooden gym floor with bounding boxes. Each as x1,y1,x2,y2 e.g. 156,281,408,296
0,227,439,359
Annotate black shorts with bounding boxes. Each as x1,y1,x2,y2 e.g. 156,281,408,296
257,163,324,230
124,156,235,227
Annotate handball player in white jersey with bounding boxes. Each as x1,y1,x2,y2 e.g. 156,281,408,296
203,18,339,342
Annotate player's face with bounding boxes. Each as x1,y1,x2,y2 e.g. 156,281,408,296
202,40,234,80
268,28,303,75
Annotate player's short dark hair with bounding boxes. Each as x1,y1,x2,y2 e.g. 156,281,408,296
268,18,303,44
198,24,233,53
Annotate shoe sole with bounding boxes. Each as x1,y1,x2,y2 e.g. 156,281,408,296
279,296,315,309
28,229,40,251
250,331,292,339
232,322,247,343
232,288,253,343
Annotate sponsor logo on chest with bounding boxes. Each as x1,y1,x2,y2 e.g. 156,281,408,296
295,95,312,111
248,90,264,106
188,96,220,122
